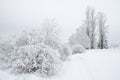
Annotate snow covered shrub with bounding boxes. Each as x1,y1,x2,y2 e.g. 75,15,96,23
69,26,90,49
0,39,15,69
44,35,72,61
0,30,63,77
71,45,85,54
59,44,72,61
15,36,29,47
41,19,72,60
43,34,71,61
0,19,72,77
44,33,61,50
12,43,61,76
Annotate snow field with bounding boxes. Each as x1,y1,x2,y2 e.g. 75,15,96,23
0,48,120,80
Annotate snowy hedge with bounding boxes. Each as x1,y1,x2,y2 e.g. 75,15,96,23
0,29,71,77
59,44,72,60
71,44,85,54
11,43,61,76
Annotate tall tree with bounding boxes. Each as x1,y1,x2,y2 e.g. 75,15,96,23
97,12,108,49
84,6,97,49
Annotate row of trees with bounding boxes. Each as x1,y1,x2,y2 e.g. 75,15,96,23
69,6,108,50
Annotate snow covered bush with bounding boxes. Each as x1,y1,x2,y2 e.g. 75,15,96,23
69,26,90,50
43,35,71,61
71,44,85,54
44,33,61,50
68,27,88,54
42,19,71,61
12,43,61,76
15,31,29,47
0,39,15,69
0,20,72,77
59,44,72,61
0,31,63,77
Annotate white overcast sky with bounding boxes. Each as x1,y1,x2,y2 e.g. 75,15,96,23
0,0,120,44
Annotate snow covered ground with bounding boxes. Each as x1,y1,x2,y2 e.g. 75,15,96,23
0,48,120,80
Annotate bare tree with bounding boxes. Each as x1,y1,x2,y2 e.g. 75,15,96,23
84,6,97,49
97,12,108,49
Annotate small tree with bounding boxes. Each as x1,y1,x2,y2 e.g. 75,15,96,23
69,26,89,54
76,26,90,49
42,19,71,60
97,12,108,49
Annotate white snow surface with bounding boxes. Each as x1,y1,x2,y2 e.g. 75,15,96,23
0,48,120,80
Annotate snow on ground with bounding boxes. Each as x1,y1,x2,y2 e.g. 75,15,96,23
0,48,120,80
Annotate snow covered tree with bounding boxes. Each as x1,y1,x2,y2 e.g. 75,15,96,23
83,6,97,49
69,26,90,48
42,19,61,49
42,19,71,60
76,25,91,49
69,26,90,54
97,12,108,49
